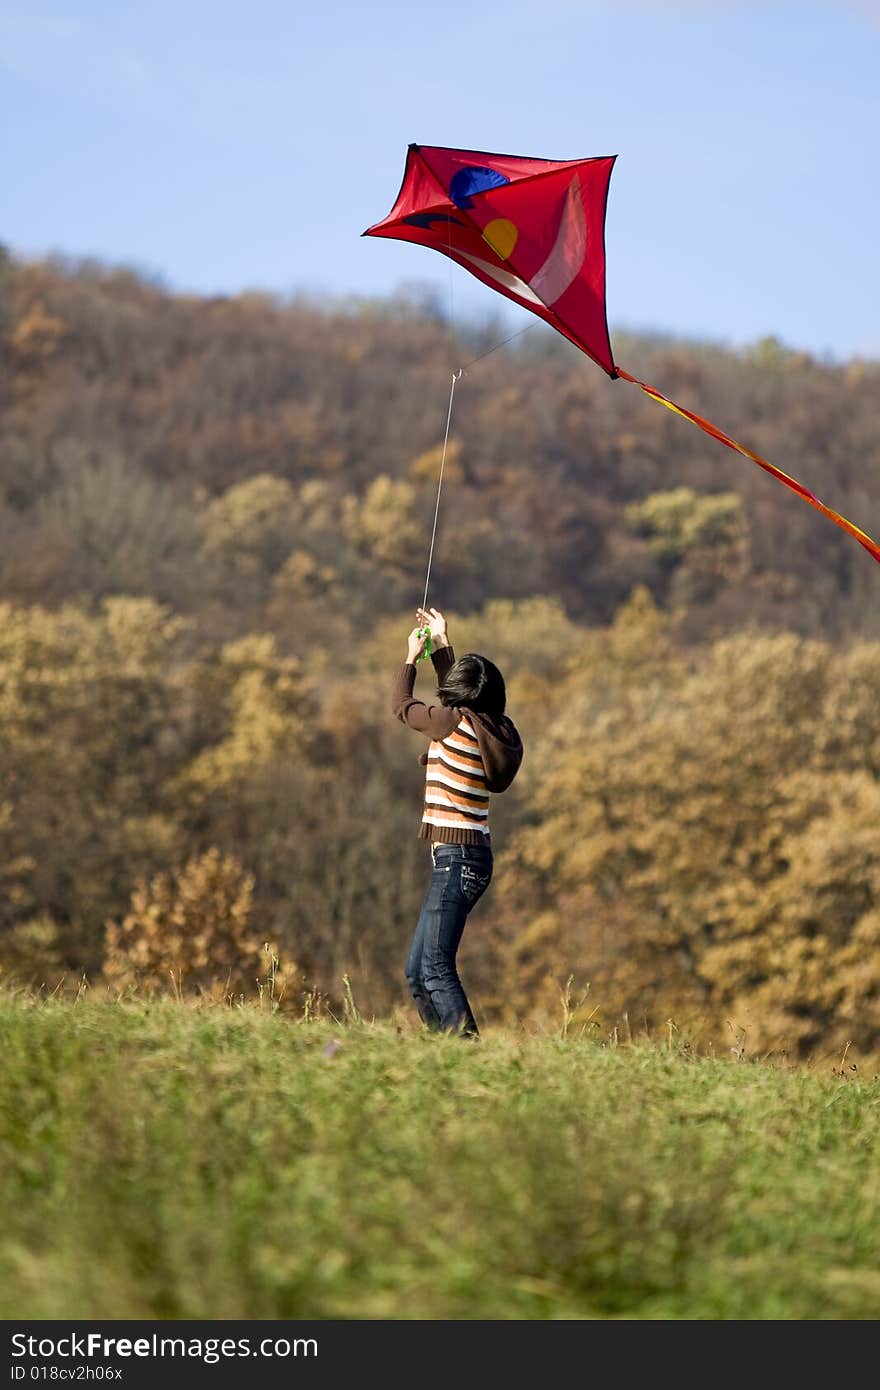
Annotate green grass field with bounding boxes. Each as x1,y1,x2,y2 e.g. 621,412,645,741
1,995,878,1320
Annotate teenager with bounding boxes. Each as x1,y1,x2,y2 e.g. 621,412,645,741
391,606,523,1035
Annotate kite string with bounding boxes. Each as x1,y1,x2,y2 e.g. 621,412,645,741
415,200,459,622
460,323,535,371
421,368,462,614
418,324,537,620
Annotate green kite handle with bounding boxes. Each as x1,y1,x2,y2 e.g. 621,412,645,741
415,627,432,664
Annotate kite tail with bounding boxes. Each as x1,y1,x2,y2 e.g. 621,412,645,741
616,366,880,567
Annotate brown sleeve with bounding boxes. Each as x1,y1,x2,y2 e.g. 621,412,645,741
430,642,455,683
391,662,459,740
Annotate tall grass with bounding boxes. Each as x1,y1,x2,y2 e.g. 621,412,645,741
1,994,878,1319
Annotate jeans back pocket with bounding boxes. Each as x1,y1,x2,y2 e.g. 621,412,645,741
460,862,492,905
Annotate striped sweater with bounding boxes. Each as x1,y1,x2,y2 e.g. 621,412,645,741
421,710,490,843
391,643,523,845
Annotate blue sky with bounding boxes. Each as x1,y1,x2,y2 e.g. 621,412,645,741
2,0,878,358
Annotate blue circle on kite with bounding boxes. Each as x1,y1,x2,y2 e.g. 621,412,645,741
449,166,510,209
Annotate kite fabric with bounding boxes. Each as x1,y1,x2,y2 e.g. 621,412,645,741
366,143,880,567
363,143,617,377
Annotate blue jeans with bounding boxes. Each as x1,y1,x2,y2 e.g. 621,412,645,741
405,842,493,1036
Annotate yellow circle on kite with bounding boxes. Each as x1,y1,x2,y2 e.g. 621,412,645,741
482,218,518,260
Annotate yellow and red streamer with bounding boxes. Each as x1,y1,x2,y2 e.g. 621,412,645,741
616,367,880,566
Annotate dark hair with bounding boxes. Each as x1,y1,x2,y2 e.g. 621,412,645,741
437,653,506,717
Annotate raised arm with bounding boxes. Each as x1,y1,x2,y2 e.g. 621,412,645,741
390,608,459,739
390,663,459,738
430,641,455,683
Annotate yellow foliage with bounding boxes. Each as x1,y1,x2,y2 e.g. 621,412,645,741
408,439,464,484
182,635,307,795
342,475,422,572
626,487,749,605
272,549,336,598
0,598,187,962
626,486,744,562
104,847,294,1000
483,623,880,1054
200,473,298,576
0,915,65,986
10,304,67,363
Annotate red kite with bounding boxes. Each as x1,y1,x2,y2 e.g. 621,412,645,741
364,143,617,378
366,144,880,567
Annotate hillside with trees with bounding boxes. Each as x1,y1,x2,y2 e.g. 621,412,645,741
2,250,880,1058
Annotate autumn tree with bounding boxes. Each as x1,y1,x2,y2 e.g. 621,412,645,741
0,598,188,971
104,847,293,1000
